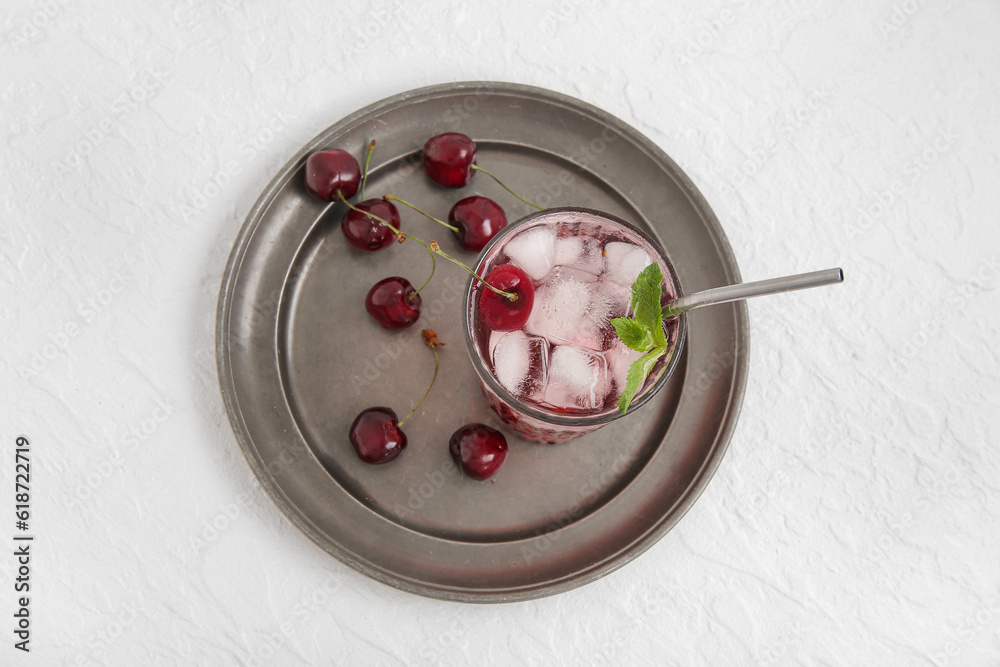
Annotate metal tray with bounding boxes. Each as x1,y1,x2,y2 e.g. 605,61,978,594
216,82,749,603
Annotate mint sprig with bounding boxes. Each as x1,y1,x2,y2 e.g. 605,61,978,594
612,317,654,352
611,263,670,414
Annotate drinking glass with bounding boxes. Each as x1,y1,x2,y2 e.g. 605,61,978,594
463,207,687,443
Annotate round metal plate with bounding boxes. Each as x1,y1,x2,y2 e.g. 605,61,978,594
216,81,749,603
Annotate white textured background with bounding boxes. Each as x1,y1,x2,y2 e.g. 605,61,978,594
2,0,999,665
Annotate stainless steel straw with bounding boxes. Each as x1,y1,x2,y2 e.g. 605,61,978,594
663,268,844,317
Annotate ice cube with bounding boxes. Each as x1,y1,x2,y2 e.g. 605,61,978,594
603,242,652,287
524,267,598,348
491,331,549,399
503,227,556,281
606,342,644,398
544,345,609,412
589,278,633,350
548,265,598,285
488,329,505,358
553,236,602,275
597,278,631,319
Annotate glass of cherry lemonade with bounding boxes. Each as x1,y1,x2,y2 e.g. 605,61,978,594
463,207,687,443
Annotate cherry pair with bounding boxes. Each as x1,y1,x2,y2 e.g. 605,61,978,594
347,330,507,480
350,411,507,481
305,134,512,254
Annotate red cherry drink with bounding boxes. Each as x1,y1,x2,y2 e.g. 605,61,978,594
464,208,686,443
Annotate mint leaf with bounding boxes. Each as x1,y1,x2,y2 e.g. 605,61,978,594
630,263,662,329
631,263,667,347
613,262,673,413
611,317,654,352
649,318,668,349
617,347,666,414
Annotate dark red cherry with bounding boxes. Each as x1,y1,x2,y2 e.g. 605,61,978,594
304,149,362,202
449,196,507,252
423,133,476,188
341,198,400,252
477,264,534,331
366,277,421,329
349,407,407,464
449,423,508,480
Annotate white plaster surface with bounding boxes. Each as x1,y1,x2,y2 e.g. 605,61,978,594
2,0,999,664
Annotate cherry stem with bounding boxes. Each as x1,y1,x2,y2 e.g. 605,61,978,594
471,165,543,210
408,241,436,297
384,194,459,232
337,192,515,302
338,193,436,299
360,140,376,201
338,192,400,235
397,344,438,427
429,242,517,302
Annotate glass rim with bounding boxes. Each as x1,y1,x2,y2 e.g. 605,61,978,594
462,206,689,428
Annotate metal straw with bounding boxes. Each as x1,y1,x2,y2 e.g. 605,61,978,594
662,268,844,318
